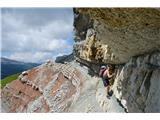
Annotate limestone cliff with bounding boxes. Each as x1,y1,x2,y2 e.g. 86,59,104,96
113,52,160,112
73,8,160,64
73,8,160,112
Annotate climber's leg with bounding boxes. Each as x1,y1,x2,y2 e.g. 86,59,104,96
106,85,110,94
102,78,111,99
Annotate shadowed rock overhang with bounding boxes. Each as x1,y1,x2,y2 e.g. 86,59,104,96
73,8,160,64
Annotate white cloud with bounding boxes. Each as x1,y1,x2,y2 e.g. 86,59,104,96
8,52,53,63
2,8,74,62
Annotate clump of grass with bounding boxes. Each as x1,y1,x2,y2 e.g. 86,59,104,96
1,73,20,88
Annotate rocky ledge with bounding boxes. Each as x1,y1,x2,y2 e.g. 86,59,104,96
1,61,82,112
1,60,127,113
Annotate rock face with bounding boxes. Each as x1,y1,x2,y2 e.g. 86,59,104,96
1,61,82,112
74,8,160,64
1,60,126,113
73,8,160,112
112,52,160,112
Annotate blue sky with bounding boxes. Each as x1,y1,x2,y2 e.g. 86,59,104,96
1,8,74,63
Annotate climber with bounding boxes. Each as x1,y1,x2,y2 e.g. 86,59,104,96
99,64,115,99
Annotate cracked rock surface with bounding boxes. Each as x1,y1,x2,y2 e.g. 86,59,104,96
74,8,160,64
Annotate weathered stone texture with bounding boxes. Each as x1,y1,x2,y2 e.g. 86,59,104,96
112,52,160,112
1,61,82,112
74,8,160,64
73,8,160,112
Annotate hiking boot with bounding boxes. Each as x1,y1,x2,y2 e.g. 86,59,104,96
108,90,113,97
106,94,111,99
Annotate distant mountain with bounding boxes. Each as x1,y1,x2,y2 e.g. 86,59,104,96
55,53,74,63
1,57,40,79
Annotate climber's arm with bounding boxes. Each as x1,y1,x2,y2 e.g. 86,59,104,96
106,70,114,78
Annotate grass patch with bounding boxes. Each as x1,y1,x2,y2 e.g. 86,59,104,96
1,73,20,88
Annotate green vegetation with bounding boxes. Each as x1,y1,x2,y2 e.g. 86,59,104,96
1,73,20,88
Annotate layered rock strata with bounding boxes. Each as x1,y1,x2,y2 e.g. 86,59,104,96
73,8,160,64
112,52,160,112
1,61,82,112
